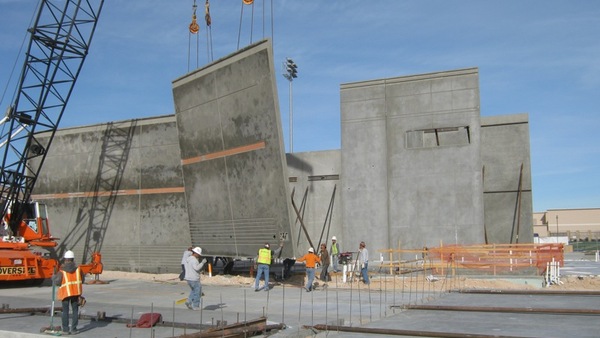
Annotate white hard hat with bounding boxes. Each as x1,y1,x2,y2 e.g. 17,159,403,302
308,247,314,253
192,247,202,255
331,236,337,241
64,250,75,259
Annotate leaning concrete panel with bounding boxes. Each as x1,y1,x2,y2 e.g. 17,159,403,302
481,114,533,243
341,68,485,256
32,117,190,273
172,39,294,258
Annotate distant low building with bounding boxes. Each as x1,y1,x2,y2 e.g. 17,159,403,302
534,208,600,242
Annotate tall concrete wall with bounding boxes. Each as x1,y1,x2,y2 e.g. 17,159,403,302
286,150,342,253
30,63,533,273
32,116,190,273
172,39,295,259
481,114,533,243
340,68,485,257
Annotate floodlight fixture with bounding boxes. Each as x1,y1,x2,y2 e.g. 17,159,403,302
282,57,298,152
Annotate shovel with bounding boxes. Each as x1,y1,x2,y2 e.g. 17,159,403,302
41,276,62,336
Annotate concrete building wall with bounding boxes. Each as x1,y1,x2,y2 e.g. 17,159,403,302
172,39,294,259
286,150,342,253
30,61,537,273
33,116,190,273
481,114,533,244
341,68,485,256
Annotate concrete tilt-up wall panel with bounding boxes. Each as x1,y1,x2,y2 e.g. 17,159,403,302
172,39,295,258
341,68,485,257
32,117,191,273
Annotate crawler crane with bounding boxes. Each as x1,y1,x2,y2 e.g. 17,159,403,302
0,0,105,283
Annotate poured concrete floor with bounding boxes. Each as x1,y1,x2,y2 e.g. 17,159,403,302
1,253,599,338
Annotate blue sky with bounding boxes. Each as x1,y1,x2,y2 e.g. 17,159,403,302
1,0,599,212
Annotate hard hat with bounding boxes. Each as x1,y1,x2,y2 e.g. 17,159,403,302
64,250,75,259
264,243,270,248
331,236,337,241
192,247,202,255
308,247,314,253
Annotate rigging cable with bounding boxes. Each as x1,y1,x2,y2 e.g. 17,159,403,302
188,0,200,72
238,0,256,50
205,0,213,62
249,0,254,45
237,1,244,50
0,1,41,111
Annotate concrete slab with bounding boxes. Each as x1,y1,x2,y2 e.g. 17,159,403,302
1,258,599,338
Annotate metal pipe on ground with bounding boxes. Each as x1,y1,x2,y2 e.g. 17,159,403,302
454,289,600,296
401,304,600,315
169,317,282,338
0,306,61,314
309,324,527,338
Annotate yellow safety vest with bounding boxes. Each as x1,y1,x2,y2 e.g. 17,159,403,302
257,248,272,265
57,267,82,300
332,243,339,255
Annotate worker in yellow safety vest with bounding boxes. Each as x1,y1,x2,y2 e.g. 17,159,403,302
330,236,341,272
254,242,283,291
52,250,85,335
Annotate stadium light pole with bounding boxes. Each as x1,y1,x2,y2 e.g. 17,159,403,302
282,58,297,153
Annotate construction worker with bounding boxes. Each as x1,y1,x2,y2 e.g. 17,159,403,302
184,247,207,310
296,247,321,292
52,250,84,335
358,241,370,285
179,246,193,281
254,242,283,291
330,236,341,272
319,243,330,282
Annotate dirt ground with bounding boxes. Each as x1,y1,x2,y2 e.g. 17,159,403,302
98,270,600,292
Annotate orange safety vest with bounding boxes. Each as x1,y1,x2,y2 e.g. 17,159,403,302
57,267,83,301
257,248,272,265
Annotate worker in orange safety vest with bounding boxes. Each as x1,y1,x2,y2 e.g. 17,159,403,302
52,250,85,335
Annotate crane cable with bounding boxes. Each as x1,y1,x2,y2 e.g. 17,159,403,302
237,0,274,50
188,0,214,71
1,1,41,123
238,0,255,50
205,0,213,62
187,0,199,72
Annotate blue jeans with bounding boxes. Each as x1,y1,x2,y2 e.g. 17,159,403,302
332,254,339,272
254,264,269,290
361,262,370,284
186,280,202,308
61,296,79,332
305,267,315,290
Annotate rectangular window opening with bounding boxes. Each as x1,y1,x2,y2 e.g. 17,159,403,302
308,174,339,181
406,126,470,149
